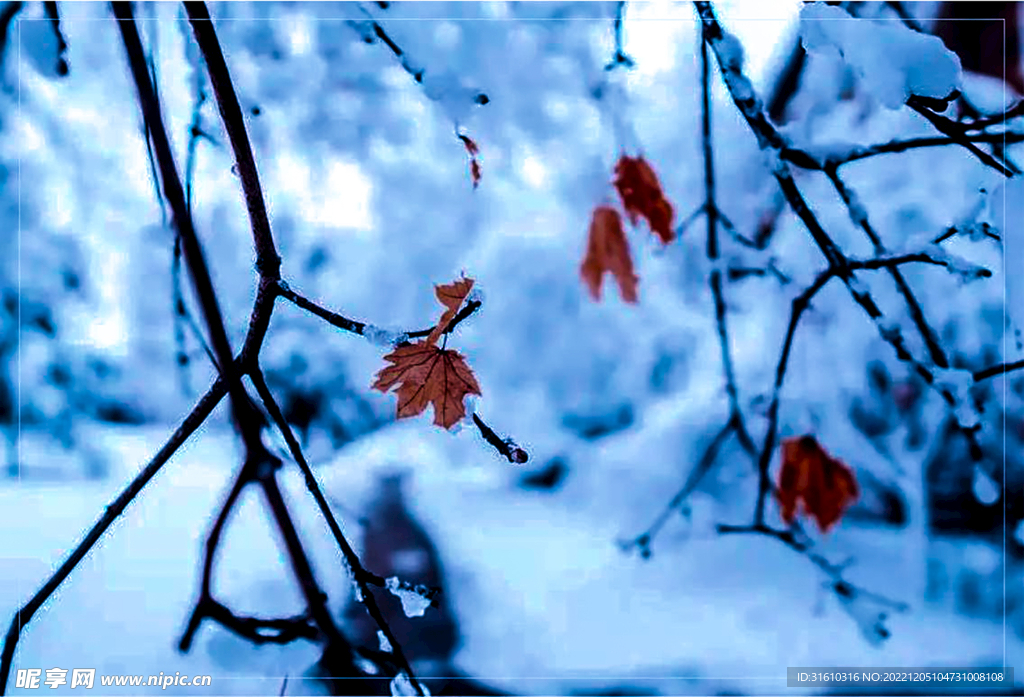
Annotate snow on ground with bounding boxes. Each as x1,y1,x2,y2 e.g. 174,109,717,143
2,418,1021,695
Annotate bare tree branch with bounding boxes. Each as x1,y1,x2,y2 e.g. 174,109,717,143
717,523,909,613
0,377,228,694
471,412,529,464
695,1,986,464
247,368,425,686
907,96,1018,177
115,6,361,688
623,417,738,558
184,2,280,280
604,1,634,71
42,1,68,75
277,280,484,344
0,2,24,73
347,3,489,106
780,132,1024,169
824,165,950,368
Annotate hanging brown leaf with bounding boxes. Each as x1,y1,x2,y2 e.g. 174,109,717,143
372,341,482,430
613,155,675,245
427,275,474,346
580,205,638,303
776,435,859,533
458,134,482,189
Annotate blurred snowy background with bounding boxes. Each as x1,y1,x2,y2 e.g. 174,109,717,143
2,0,1024,694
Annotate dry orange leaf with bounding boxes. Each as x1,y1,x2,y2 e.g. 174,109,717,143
372,341,482,430
458,134,482,189
580,205,638,303
775,435,859,533
427,275,474,346
613,155,675,245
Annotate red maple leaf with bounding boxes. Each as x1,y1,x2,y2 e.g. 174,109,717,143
427,275,474,346
613,155,675,245
372,342,482,430
580,205,638,303
775,435,859,533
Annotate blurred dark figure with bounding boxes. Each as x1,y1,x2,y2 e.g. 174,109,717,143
933,2,1024,96
343,471,504,696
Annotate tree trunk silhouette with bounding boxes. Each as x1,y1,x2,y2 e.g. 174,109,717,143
346,472,459,664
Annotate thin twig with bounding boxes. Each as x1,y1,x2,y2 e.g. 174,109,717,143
974,358,1024,383
825,165,950,368
276,282,367,336
247,369,424,687
185,2,280,280
407,298,482,340
118,3,359,688
472,412,528,464
348,4,489,106
962,101,1024,132
845,251,989,274
184,58,214,215
278,281,483,343
605,1,634,71
200,599,318,646
788,132,1024,168
699,35,756,456
624,418,737,558
717,523,909,611
178,447,254,652
42,1,68,75
752,268,834,524
906,97,1018,177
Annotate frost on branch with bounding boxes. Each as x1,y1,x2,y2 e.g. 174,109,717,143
385,576,433,618
982,177,1024,338
834,582,894,647
422,69,483,125
800,3,961,109
391,673,429,697
933,367,982,429
364,324,410,348
971,465,1000,506
714,29,754,104
925,245,991,285
377,629,393,653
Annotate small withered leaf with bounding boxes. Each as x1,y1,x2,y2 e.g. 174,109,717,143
458,134,482,188
427,275,474,346
580,205,639,303
613,155,676,245
775,435,859,533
